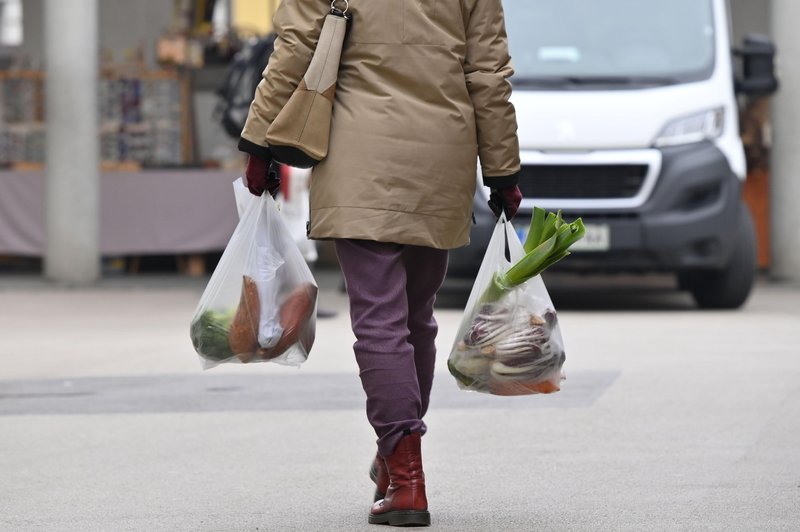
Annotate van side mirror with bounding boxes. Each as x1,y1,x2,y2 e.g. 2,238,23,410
734,34,779,98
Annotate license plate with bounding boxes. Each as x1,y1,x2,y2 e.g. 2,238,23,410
514,224,528,243
570,223,611,252
514,222,610,252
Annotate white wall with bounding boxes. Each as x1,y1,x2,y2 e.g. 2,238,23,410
14,0,172,68
769,0,800,281
98,0,174,65
730,0,771,45
15,0,42,66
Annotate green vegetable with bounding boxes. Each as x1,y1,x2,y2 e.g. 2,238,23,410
190,308,236,361
447,358,484,390
481,208,585,303
524,207,547,254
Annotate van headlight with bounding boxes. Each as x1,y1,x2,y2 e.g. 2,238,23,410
654,108,725,147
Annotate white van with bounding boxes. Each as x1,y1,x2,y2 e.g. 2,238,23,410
449,0,778,308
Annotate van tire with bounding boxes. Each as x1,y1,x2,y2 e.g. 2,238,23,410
679,205,757,309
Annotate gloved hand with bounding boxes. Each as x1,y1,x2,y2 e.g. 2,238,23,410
244,154,281,198
488,185,523,220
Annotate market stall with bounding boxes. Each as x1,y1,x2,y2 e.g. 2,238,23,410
0,168,240,257
0,0,273,275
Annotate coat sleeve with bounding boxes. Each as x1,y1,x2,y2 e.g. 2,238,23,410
238,0,329,161
463,0,521,188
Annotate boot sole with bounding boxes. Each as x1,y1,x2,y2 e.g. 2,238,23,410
368,510,431,527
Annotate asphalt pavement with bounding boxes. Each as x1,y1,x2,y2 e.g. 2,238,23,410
1,271,799,531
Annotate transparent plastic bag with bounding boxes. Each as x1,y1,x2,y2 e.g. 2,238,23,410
448,217,566,396
280,168,318,263
190,178,318,369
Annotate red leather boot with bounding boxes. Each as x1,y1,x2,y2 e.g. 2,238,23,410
368,432,430,526
369,453,390,502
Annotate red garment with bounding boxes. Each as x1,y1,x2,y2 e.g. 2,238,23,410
244,155,280,198
488,185,523,220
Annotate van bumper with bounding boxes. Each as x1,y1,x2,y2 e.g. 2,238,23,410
448,141,744,278
636,142,743,271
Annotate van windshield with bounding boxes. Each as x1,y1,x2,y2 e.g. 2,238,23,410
504,0,716,88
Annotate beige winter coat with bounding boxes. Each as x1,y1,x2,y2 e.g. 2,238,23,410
240,0,520,249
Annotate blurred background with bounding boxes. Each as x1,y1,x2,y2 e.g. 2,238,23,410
0,0,796,297
2,3,799,530
0,0,282,279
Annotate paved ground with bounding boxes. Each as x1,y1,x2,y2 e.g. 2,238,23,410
0,271,799,531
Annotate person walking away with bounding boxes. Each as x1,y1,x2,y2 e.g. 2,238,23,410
237,0,522,526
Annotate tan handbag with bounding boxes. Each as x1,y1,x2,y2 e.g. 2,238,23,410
266,1,352,168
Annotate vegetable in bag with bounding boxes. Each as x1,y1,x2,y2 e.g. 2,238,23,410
258,282,318,359
448,209,585,396
229,275,260,362
189,179,318,368
190,309,235,362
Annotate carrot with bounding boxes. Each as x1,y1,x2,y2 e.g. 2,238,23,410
488,377,561,396
228,275,260,362
259,282,317,359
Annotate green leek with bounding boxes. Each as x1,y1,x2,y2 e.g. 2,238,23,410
481,208,585,303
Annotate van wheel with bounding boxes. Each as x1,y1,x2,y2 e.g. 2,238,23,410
679,206,757,309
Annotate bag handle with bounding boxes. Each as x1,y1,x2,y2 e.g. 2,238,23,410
331,0,350,17
499,213,512,263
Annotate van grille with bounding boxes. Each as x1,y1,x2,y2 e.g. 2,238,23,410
517,164,648,199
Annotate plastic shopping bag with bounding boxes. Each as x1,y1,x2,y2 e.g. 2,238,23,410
447,217,566,396
281,167,318,263
190,178,318,369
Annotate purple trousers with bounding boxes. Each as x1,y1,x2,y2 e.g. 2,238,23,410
335,239,449,457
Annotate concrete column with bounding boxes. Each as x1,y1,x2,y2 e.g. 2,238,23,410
44,0,100,284
770,0,800,282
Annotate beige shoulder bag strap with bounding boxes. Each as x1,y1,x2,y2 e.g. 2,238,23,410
265,0,353,168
